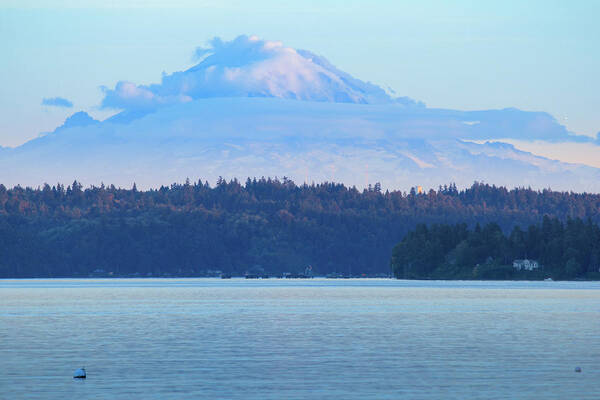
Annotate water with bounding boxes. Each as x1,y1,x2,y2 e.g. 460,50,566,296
1,279,599,399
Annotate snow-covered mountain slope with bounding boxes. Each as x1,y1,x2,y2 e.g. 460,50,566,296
2,98,598,190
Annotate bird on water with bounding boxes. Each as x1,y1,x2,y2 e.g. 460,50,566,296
73,367,86,379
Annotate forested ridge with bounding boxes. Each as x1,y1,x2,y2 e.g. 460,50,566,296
391,218,600,280
1,178,600,278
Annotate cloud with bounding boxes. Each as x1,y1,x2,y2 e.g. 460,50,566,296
94,34,589,145
100,81,191,110
100,35,412,112
42,96,73,108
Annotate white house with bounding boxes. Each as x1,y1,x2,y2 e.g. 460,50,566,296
513,259,540,271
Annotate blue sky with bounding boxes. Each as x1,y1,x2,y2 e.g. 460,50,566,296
1,0,598,148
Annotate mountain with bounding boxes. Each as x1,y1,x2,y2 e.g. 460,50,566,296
57,111,99,130
1,35,598,191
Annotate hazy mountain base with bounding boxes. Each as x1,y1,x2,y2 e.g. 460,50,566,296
1,98,598,190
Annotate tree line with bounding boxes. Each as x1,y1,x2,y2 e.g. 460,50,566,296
1,178,600,278
391,217,600,280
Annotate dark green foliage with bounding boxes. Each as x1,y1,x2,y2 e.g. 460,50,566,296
391,218,600,280
1,179,600,278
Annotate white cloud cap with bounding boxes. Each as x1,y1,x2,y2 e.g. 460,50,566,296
100,35,420,111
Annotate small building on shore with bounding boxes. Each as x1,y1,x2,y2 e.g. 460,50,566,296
512,259,540,271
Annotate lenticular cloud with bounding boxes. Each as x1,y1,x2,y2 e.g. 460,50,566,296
100,35,417,112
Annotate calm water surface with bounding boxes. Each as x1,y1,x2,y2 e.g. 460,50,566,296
1,279,599,399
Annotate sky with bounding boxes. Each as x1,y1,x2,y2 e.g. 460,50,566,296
1,0,599,151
